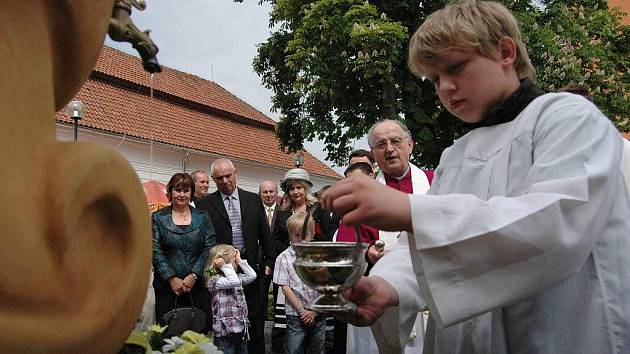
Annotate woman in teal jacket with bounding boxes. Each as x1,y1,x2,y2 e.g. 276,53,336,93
152,173,216,329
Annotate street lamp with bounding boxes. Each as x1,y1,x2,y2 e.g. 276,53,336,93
292,153,304,168
66,100,86,141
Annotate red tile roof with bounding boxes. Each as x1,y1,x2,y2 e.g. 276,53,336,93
55,46,340,179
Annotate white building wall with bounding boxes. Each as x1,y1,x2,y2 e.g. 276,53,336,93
56,124,339,195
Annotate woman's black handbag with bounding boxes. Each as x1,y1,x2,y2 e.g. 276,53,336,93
162,294,209,337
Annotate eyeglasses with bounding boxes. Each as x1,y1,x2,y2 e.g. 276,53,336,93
372,136,407,150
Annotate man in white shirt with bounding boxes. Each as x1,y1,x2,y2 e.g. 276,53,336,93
197,159,274,353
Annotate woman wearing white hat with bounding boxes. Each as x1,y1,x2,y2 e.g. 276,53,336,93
270,168,334,353
272,168,333,256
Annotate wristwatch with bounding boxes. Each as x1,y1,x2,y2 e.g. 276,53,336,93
190,273,198,280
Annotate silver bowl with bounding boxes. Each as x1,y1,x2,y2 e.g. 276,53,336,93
293,241,368,312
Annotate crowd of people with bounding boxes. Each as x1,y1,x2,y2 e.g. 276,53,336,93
149,1,630,353
149,117,424,354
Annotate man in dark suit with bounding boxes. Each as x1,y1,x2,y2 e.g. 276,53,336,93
259,180,279,234
196,158,275,353
258,180,279,321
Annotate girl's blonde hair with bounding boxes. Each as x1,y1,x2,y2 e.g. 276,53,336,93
206,244,236,279
408,0,535,80
286,212,315,242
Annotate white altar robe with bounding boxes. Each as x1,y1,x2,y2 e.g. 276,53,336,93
348,163,430,353
621,138,630,194
372,93,630,353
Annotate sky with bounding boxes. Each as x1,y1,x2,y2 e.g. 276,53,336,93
105,0,368,175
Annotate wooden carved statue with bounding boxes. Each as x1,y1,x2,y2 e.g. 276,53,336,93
0,1,151,352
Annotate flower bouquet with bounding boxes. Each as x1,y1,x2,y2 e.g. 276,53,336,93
119,325,222,354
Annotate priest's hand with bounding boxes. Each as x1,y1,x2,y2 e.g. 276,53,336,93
366,244,385,264
321,174,412,232
335,276,398,327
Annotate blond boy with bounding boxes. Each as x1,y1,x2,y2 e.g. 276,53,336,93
322,1,630,353
273,213,326,354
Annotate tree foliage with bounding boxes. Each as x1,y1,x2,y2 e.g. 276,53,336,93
518,1,629,130
254,0,629,168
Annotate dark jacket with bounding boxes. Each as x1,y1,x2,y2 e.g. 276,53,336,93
272,202,333,256
152,205,216,290
265,202,280,236
259,201,280,265
196,188,275,269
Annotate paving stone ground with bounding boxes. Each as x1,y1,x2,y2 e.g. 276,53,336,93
264,320,273,353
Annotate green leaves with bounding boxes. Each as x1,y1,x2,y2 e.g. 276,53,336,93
255,0,428,165
254,0,628,168
522,2,629,129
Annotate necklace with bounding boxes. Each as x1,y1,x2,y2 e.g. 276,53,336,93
173,207,191,221
292,206,306,214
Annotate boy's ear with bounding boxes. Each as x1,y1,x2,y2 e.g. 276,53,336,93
497,36,517,67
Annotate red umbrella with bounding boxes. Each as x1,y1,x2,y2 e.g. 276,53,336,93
142,180,170,212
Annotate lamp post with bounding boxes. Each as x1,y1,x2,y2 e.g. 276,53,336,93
292,153,304,168
66,100,86,141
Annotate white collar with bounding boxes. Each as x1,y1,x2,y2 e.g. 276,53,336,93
376,162,430,194
389,164,411,181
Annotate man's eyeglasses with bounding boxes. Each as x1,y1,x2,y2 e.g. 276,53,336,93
372,136,407,150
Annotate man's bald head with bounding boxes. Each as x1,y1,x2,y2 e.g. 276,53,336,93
259,180,278,207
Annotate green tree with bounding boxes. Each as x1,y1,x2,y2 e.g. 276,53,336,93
518,2,629,130
254,0,629,168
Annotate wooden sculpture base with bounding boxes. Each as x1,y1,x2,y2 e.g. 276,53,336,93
0,2,151,352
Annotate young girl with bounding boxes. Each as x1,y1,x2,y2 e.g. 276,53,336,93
206,244,256,354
